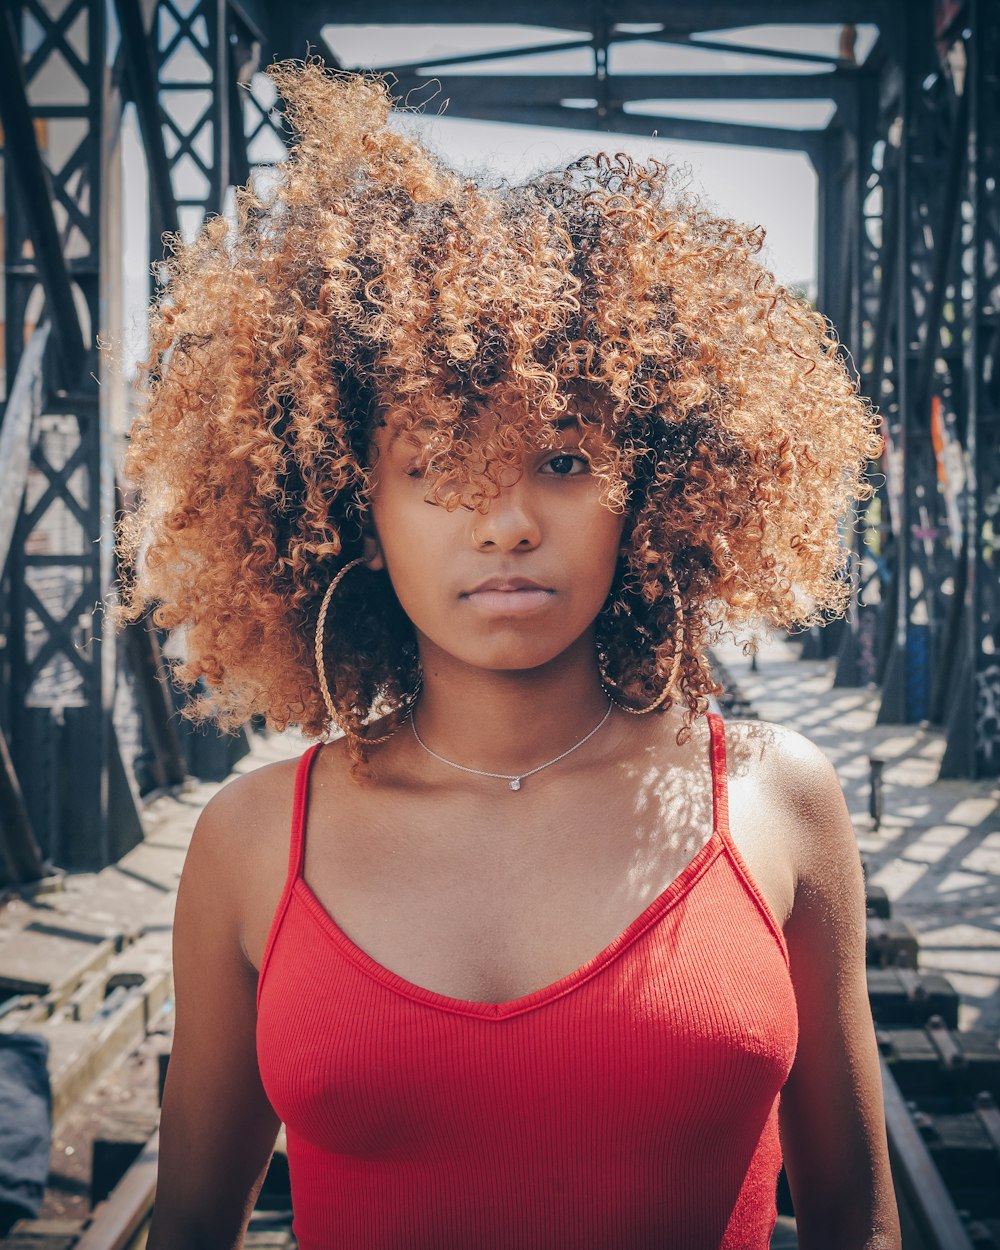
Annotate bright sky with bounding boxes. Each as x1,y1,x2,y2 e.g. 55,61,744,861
122,21,879,371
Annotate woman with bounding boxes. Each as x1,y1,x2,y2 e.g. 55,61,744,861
113,61,901,1250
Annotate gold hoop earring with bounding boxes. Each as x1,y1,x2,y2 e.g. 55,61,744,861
599,572,686,716
314,557,421,744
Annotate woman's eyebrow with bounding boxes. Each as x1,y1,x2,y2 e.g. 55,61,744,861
386,423,433,450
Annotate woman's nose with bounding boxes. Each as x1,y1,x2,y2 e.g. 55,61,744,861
470,484,541,552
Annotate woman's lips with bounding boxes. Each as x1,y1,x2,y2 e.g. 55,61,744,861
462,587,555,614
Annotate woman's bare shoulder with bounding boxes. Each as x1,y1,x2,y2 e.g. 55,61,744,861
723,716,857,893
185,744,329,970
189,740,352,896
198,750,306,846
722,716,837,786
721,715,853,889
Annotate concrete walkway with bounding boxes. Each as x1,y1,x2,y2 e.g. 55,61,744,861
715,633,1000,1034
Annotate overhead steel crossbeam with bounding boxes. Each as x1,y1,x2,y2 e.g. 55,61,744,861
299,2,894,27
354,24,862,158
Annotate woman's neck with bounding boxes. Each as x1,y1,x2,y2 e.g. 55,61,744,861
407,632,614,776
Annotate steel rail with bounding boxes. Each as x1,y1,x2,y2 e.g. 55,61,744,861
73,1129,158,1250
880,1053,976,1250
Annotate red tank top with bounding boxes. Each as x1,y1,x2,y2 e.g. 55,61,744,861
256,712,798,1250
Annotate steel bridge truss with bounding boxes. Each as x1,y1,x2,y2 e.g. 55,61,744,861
0,0,997,881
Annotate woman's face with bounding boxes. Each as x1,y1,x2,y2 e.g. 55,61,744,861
366,416,626,675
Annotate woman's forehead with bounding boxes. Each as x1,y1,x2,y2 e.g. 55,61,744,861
375,406,596,447
373,419,617,475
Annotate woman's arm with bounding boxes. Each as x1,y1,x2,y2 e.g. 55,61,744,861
774,729,902,1250
146,779,282,1250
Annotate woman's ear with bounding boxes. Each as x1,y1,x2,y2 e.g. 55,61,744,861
362,530,385,572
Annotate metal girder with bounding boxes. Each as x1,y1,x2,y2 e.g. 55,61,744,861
834,64,891,690
228,0,268,41
429,100,823,154
0,322,50,885
816,125,856,383
0,322,50,575
941,0,1000,778
0,11,86,387
0,721,45,886
639,30,861,67
114,0,180,242
150,0,282,242
153,0,230,243
295,1,894,28
876,3,969,739
880,1054,977,1250
102,0,274,792
389,72,852,109
370,32,857,78
1,0,125,871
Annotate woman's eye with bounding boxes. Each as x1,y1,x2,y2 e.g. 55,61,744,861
541,453,589,477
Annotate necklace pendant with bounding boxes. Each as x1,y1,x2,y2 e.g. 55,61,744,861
509,777,522,791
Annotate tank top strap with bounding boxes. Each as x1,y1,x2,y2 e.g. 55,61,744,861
706,710,733,844
705,708,790,966
255,740,325,1012
288,741,324,882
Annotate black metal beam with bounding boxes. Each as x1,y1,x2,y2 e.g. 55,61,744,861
643,31,860,67
432,100,823,155
389,72,851,109
362,35,596,75
304,1,893,27
880,1054,977,1249
360,29,861,77
114,0,180,242
0,720,46,885
941,1,1000,777
228,41,253,193
913,82,968,420
227,0,268,41
0,9,86,386
0,321,49,566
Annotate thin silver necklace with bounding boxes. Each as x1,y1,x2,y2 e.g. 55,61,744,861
408,700,614,791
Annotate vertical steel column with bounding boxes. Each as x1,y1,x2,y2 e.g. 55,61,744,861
154,0,232,245
835,62,887,689
877,3,961,727
804,121,853,664
146,0,259,781
1,0,120,869
876,14,913,724
941,3,1000,777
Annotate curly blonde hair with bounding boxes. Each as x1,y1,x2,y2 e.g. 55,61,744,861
110,59,879,764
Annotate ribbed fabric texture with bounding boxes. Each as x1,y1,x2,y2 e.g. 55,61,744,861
255,712,798,1250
